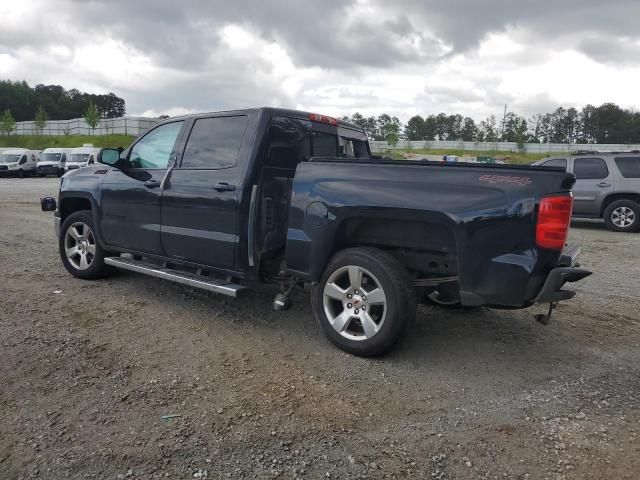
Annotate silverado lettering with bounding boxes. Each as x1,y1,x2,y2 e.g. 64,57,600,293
479,174,533,186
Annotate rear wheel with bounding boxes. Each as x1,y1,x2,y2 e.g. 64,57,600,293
59,210,112,279
603,200,640,232
312,247,416,356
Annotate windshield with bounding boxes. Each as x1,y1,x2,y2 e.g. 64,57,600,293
42,153,63,162
69,154,90,163
0,154,22,163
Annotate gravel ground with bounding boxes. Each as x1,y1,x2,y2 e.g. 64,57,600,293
1,177,639,480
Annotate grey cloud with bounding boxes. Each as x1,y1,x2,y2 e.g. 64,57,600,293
8,0,447,70
2,0,638,120
370,0,640,62
577,35,640,65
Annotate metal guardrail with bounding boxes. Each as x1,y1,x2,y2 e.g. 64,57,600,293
8,116,159,136
370,140,640,154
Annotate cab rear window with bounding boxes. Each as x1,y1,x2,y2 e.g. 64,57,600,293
266,116,369,169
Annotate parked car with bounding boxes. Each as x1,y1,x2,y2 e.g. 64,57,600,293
41,108,590,356
37,148,73,177
64,145,101,172
534,151,640,232
0,149,40,177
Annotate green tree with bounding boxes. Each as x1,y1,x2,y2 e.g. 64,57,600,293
0,109,16,135
405,115,426,140
460,117,477,141
376,114,401,142
84,101,100,134
477,115,498,142
34,106,48,134
386,131,400,147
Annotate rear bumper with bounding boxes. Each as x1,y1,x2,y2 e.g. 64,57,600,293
535,245,591,304
534,266,591,303
459,244,591,308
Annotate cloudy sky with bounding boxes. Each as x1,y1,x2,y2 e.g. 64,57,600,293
1,0,640,122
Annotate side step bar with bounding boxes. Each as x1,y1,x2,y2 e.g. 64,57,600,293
104,256,246,298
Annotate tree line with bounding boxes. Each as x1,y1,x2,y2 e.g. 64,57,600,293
0,80,125,122
342,103,640,145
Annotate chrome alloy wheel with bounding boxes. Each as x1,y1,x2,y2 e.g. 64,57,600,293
322,265,387,341
611,206,636,228
64,222,96,270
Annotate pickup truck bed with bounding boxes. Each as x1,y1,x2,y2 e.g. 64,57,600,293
287,158,577,308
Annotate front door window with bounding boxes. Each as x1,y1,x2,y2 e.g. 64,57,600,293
129,121,184,169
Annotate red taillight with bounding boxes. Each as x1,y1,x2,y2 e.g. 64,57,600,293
536,195,573,250
309,113,338,125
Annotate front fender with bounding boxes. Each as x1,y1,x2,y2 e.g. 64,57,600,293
59,169,105,245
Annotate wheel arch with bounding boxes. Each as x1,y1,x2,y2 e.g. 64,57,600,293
287,211,460,282
600,193,640,217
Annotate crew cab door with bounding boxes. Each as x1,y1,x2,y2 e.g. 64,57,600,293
570,156,613,216
100,120,186,254
160,113,253,269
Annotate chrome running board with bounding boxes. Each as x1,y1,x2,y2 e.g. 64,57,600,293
105,256,246,297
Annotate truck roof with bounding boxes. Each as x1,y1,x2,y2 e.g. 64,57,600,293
162,107,366,133
42,147,73,153
69,147,101,154
2,148,40,154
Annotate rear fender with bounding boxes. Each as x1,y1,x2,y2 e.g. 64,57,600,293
285,208,459,281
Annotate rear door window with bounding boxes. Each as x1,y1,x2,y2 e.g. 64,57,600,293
573,158,609,179
181,115,248,169
614,157,640,178
266,116,312,169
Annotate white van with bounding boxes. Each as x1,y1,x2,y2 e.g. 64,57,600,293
0,149,41,177
37,148,74,177
65,145,102,172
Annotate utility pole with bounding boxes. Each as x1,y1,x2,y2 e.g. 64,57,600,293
501,104,507,140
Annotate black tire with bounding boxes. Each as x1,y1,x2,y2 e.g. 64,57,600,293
59,210,112,279
311,247,416,356
603,199,640,232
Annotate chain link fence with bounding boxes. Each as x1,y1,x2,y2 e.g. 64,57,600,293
370,140,640,154
9,117,159,136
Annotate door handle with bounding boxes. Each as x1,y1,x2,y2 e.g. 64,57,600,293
598,182,611,187
213,182,236,192
144,179,161,188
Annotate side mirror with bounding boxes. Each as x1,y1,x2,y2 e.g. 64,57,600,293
98,148,121,166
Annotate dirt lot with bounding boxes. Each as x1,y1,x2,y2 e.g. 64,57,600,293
1,178,639,480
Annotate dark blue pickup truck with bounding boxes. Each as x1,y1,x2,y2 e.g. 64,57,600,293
41,108,590,356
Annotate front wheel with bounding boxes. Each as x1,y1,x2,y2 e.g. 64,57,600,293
311,247,416,356
59,210,112,279
603,200,640,232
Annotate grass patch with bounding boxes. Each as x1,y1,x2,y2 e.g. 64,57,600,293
375,148,559,164
0,135,135,150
